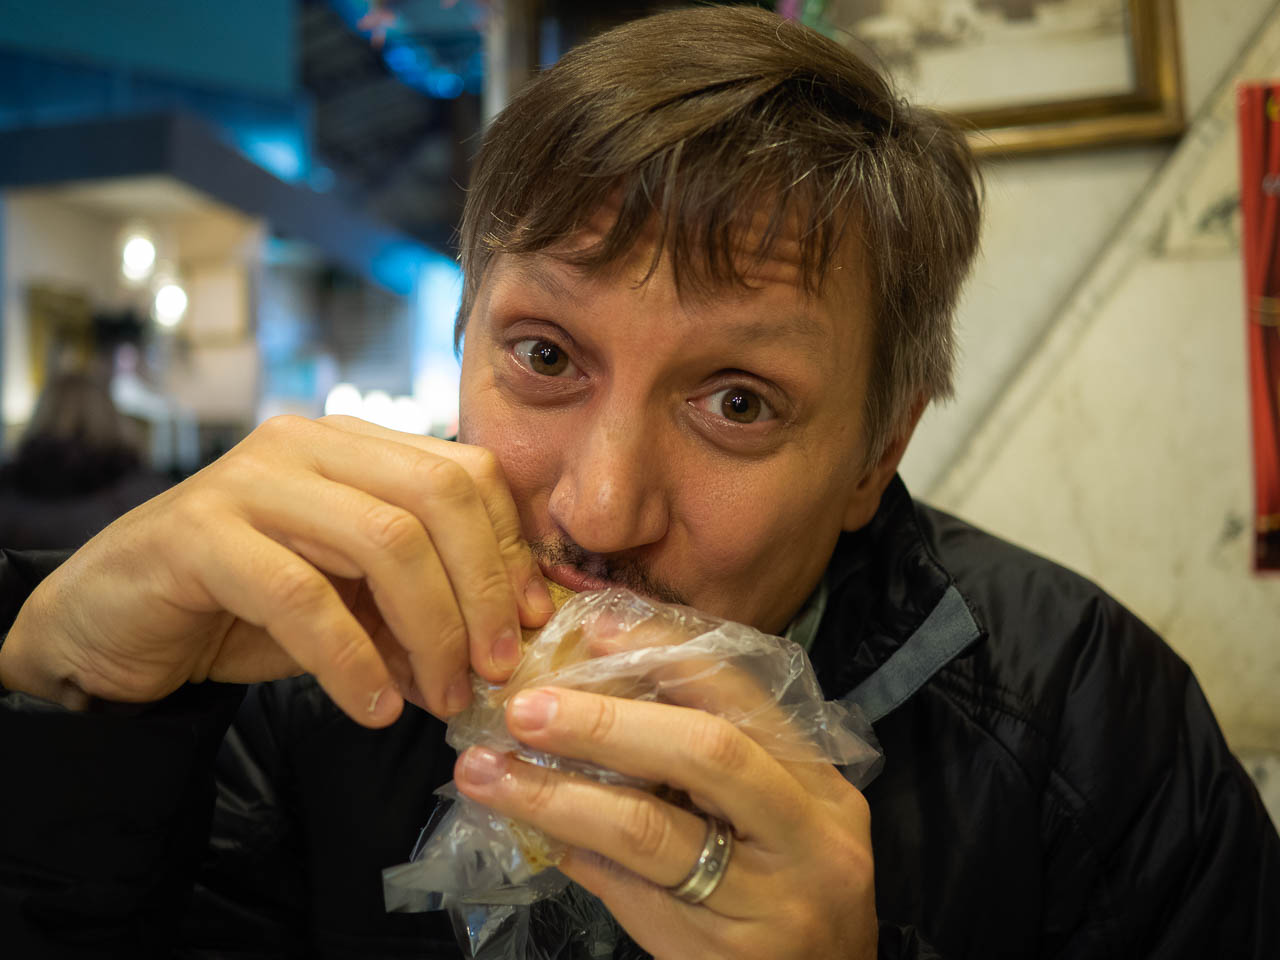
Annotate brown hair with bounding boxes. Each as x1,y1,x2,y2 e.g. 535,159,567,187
10,371,141,497
456,4,982,466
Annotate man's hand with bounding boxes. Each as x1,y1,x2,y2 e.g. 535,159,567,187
453,685,878,959
0,415,555,724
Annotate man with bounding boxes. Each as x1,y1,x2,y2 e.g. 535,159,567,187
1,6,1276,958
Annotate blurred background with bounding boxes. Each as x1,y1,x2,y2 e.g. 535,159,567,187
0,1,1276,802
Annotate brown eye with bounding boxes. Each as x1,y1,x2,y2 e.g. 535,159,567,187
524,340,569,376
720,389,762,423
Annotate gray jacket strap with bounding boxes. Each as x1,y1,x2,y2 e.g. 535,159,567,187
844,585,981,724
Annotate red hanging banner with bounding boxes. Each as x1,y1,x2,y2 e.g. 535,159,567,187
1238,83,1280,571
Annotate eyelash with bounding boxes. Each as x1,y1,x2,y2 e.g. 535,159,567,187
509,336,781,430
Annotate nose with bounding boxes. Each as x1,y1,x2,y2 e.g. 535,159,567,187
547,403,670,555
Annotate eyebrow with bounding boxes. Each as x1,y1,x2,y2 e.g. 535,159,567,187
504,255,832,361
717,312,826,344
505,258,587,307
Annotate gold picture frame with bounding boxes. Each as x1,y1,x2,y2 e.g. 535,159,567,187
825,0,1184,156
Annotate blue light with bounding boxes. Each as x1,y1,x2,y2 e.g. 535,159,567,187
424,70,464,99
384,44,417,71
372,242,432,297
237,129,306,182
418,258,464,347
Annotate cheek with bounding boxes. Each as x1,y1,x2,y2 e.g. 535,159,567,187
672,453,849,627
458,375,559,528
678,466,820,579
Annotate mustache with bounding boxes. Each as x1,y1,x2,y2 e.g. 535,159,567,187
529,536,689,606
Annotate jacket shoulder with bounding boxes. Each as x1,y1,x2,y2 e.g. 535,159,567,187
914,502,1176,716
911,504,1192,832
911,502,1280,954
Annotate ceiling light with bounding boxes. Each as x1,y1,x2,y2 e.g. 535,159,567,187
121,232,156,282
154,282,188,327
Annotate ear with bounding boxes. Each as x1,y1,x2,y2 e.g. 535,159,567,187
841,395,927,532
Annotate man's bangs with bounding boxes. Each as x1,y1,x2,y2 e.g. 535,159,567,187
488,152,856,304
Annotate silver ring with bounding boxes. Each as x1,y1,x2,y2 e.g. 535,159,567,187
666,815,734,905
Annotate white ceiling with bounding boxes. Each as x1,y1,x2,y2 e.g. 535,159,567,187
46,175,231,218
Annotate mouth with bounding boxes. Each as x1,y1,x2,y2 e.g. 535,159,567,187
538,562,618,594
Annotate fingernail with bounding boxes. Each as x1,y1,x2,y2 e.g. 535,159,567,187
509,689,557,731
369,685,402,724
461,746,506,786
445,672,473,716
525,577,555,618
493,628,521,671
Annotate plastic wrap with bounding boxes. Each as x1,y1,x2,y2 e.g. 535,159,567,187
383,588,881,958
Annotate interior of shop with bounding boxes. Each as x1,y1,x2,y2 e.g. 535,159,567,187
0,2,1277,952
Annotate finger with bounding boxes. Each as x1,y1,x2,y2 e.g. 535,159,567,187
366,617,431,713
301,419,530,681
201,620,303,682
503,689,812,843
317,416,555,629
192,516,403,727
335,577,427,708
580,619,857,799
559,848,730,960
446,440,556,626
347,582,430,712
208,573,365,683
646,654,853,799
453,747,762,918
241,418,515,682
234,472,472,715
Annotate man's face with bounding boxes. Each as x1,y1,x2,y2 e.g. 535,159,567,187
457,222,888,634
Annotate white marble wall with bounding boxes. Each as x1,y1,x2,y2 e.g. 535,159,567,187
902,0,1280,492
926,3,1280,751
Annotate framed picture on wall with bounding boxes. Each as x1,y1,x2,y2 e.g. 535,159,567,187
805,0,1183,155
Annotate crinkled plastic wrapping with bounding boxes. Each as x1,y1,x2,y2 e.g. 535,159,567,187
383,588,882,959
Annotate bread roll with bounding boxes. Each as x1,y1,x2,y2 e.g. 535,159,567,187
520,579,578,643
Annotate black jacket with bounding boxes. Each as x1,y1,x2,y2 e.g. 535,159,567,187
2,477,1277,958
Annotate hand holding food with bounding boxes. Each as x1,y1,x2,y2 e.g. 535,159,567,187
387,588,880,960
0,415,554,723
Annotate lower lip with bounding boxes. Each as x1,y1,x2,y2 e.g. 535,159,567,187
540,564,614,593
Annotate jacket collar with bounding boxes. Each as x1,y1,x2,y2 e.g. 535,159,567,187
807,474,986,701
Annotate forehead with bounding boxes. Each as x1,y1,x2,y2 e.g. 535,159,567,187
485,199,871,342
501,253,840,365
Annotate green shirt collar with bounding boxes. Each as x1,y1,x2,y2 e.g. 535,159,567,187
783,573,829,654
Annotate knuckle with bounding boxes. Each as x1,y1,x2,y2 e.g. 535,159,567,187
414,456,475,504
360,503,423,557
690,715,750,774
171,488,232,541
433,614,470,659
265,562,327,615
582,696,619,746
521,769,559,816
501,535,533,566
616,796,671,860
841,835,874,885
329,632,371,673
724,926,780,958
256,413,309,442
846,786,871,823
815,822,872,887
467,565,513,606
466,446,503,484
171,487,218,528
791,903,824,940
317,413,360,429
